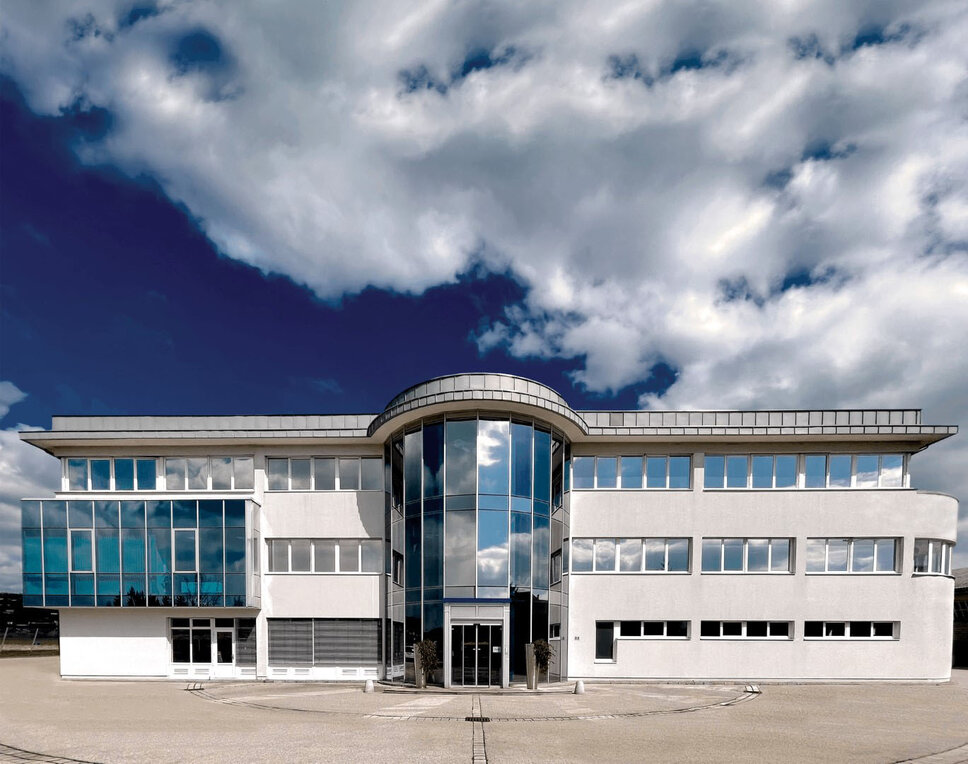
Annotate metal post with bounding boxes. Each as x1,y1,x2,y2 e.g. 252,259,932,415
1,626,8,652
32,627,39,650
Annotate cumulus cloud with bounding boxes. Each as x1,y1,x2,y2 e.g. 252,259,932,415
1,1,966,561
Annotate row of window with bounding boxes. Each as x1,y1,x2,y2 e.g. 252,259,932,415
62,451,908,493
568,538,952,576
704,454,905,489
266,457,383,491
66,457,255,492
571,456,691,490
267,538,383,574
62,456,383,492
914,539,954,575
170,617,255,665
594,620,899,658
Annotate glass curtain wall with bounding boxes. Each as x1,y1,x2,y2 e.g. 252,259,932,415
385,414,567,683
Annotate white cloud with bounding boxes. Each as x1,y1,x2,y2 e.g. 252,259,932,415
0,382,27,419
1,1,966,562
0,427,61,591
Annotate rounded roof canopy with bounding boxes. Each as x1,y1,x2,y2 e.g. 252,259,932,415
367,373,588,440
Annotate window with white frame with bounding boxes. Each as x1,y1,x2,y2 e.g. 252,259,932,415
571,456,691,490
267,538,383,573
571,538,690,572
704,453,906,489
619,620,689,639
164,457,254,491
805,538,899,574
265,457,383,491
701,538,792,573
913,539,953,575
803,621,897,639
699,621,791,639
65,458,159,491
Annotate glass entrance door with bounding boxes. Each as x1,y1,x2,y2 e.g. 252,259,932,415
451,623,503,687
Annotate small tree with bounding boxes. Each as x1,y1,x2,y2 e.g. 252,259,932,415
532,638,554,680
415,639,439,686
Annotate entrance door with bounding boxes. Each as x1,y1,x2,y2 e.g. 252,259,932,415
212,626,235,678
451,624,503,687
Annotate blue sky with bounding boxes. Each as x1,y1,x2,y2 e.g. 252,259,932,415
1,1,967,587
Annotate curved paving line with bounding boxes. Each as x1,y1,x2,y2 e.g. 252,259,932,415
894,741,968,763
0,742,101,763
188,686,759,721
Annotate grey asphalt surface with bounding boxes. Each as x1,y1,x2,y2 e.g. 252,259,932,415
1,657,967,763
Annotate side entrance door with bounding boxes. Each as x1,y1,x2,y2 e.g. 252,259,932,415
450,623,503,687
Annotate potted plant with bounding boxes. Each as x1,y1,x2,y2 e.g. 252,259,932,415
414,639,439,688
533,639,554,685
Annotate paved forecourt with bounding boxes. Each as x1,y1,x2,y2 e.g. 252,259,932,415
2,658,968,763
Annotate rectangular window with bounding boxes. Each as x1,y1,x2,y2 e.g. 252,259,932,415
571,538,593,572
668,456,690,489
361,458,383,491
314,540,337,572
618,538,642,572
804,621,897,640
701,538,793,573
70,530,93,572
703,455,725,488
338,458,360,490
699,621,792,639
595,457,617,489
91,459,111,491
828,455,852,487
725,456,748,488
211,457,233,490
751,455,773,488
186,458,209,490
620,456,643,489
774,455,797,488
618,621,690,639
880,455,904,487
174,530,196,572
551,550,563,582
807,538,899,574
572,457,595,489
595,621,615,660
68,459,89,491
166,458,187,491
137,459,157,490
267,458,289,490
855,455,879,488
290,459,312,490
361,539,382,573
594,538,616,571
290,540,312,572
804,454,826,488
269,539,289,572
314,458,336,491
339,540,361,572
646,456,667,488
114,459,135,491
234,457,254,490
914,539,953,575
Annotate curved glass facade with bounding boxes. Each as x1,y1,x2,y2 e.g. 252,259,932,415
386,414,567,681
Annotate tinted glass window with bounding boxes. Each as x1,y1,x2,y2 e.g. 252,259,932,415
667,621,688,638
361,458,383,491
338,458,360,490
424,511,443,587
339,540,360,572
510,423,533,497
880,455,903,487
68,501,92,528
267,458,288,490
71,530,93,572
91,460,111,491
445,420,477,496
174,530,196,571
774,455,797,488
572,457,594,489
511,512,532,585
594,538,616,571
571,538,593,572
855,455,879,488
620,457,642,489
751,456,773,488
96,529,120,573
290,540,311,572
668,456,690,488
290,459,311,490
828,455,852,487
314,458,335,491
361,539,382,573
478,420,510,495
596,457,617,489
618,538,642,571
211,457,233,490
187,458,209,490
645,539,666,571
701,539,721,572
875,539,896,572
703,456,724,488
827,539,849,572
233,457,254,490
595,622,614,660
114,459,135,491
726,456,747,488
851,539,875,572
166,458,186,490
723,538,743,571
120,501,145,528
747,539,768,571
533,429,552,503
269,540,289,572
646,456,667,488
667,539,689,571
314,540,336,572
68,459,88,490
770,539,790,572
806,539,826,572
804,454,826,488
137,459,157,490
477,510,509,587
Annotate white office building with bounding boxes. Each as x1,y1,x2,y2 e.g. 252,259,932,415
19,373,959,684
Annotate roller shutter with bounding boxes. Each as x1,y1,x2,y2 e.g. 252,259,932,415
313,618,381,667
268,618,313,666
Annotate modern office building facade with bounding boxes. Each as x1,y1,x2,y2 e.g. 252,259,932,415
19,373,959,684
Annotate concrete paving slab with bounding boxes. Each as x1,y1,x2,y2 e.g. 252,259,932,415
1,657,967,763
